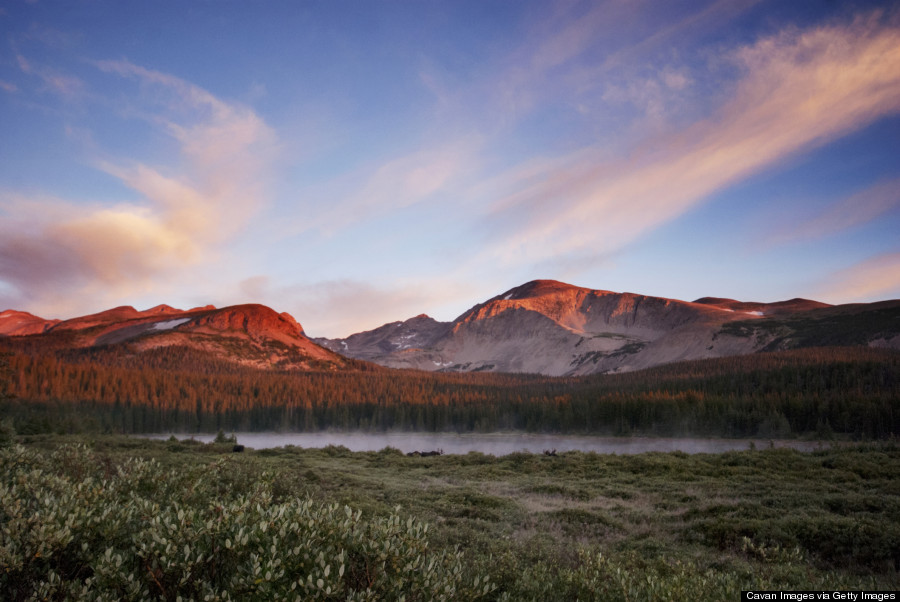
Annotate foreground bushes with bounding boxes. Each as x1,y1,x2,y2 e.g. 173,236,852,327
3,438,898,601
0,445,494,601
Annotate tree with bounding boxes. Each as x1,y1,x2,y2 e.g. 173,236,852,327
0,352,15,446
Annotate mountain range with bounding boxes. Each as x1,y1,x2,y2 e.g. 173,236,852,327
3,279,899,376
315,280,900,375
0,303,355,371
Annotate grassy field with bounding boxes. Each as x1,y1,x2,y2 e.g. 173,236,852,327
3,434,899,600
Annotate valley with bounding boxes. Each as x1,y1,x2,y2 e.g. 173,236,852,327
2,281,898,599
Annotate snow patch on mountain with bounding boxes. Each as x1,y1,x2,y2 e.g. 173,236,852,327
152,318,191,331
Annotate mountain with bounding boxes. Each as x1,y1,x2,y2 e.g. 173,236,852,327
5,280,898,377
0,303,359,372
313,314,451,364
318,279,900,376
0,310,60,336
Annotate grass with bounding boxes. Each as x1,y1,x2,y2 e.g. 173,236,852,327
5,434,900,600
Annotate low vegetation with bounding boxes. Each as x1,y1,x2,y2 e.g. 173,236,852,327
1,342,897,598
2,436,898,600
0,441,494,601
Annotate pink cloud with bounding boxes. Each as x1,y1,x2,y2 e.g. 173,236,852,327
481,13,900,267
295,136,481,237
814,252,900,302
764,177,900,247
0,61,277,317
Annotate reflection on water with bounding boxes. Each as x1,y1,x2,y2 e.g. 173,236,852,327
144,432,830,456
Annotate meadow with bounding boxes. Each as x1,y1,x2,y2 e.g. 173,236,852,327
2,434,898,600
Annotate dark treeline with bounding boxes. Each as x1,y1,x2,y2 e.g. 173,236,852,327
1,344,898,438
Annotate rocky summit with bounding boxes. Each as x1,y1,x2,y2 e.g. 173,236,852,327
317,279,900,376
5,279,899,376
0,303,354,372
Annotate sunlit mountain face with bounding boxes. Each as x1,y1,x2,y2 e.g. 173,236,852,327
5,279,897,377
0,302,362,372
315,279,900,375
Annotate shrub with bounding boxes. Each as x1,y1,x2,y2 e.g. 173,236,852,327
0,445,495,601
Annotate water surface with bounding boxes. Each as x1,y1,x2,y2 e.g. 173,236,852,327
147,432,830,456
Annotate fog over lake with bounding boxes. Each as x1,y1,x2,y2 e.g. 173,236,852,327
147,432,829,456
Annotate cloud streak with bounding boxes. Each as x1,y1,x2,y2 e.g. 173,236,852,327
479,12,900,267
14,51,85,98
299,136,480,237
814,252,900,302
764,177,900,247
0,60,276,316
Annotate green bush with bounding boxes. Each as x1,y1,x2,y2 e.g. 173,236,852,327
0,445,495,601
0,419,14,448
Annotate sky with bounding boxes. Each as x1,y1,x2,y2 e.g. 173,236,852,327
1,0,899,337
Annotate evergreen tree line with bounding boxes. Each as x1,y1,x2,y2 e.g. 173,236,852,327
0,345,897,438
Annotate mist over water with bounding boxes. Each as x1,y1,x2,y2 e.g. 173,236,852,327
146,432,829,455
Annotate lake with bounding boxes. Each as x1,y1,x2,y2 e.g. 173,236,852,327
146,432,832,456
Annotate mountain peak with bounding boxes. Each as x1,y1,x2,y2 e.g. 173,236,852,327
692,296,830,315
502,279,586,300
279,311,304,334
187,304,299,335
189,304,216,312
0,309,60,336
143,304,181,315
52,306,143,331
4,301,358,372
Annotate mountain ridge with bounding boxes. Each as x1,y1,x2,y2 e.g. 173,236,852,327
5,279,899,376
1,302,357,372
316,279,899,375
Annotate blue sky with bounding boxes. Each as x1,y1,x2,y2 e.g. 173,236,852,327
1,0,899,337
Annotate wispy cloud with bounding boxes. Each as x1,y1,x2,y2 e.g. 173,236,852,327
764,177,900,247
0,80,18,93
479,12,900,268
296,136,480,237
0,60,277,316
488,0,760,129
14,50,84,98
813,252,900,302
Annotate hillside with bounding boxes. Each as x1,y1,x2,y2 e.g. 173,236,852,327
0,303,362,372
318,280,900,375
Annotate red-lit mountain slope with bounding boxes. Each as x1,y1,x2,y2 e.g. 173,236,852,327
1,303,359,372
317,279,900,375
